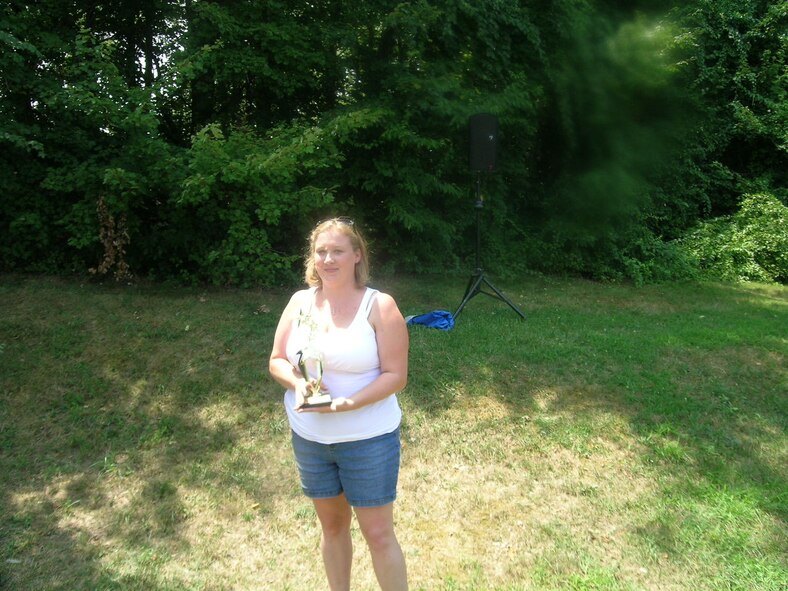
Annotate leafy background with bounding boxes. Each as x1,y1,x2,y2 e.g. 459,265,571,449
1,0,786,286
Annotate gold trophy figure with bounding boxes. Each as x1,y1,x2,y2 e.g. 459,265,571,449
297,347,332,408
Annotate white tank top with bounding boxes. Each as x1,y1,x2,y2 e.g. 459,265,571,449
284,287,402,444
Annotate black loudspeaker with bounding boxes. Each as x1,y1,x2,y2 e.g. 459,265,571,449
469,113,498,172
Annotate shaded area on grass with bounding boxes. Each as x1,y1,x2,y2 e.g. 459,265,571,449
0,276,293,590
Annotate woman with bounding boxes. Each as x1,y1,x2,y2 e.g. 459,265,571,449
269,217,409,591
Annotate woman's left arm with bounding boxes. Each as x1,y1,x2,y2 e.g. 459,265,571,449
319,292,409,413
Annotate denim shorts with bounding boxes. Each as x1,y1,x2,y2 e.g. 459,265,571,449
291,428,401,507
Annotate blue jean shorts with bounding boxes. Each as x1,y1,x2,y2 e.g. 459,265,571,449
291,428,401,508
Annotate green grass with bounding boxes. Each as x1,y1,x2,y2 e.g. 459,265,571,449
1,274,785,590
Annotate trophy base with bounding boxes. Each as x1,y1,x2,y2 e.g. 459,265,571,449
301,393,332,409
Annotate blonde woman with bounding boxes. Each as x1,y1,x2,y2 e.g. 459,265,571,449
269,217,409,591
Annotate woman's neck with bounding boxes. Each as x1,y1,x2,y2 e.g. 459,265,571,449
319,283,362,301
317,284,364,326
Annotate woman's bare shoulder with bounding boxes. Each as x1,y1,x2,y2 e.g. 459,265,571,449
369,290,403,321
372,289,397,306
291,288,313,303
282,288,313,316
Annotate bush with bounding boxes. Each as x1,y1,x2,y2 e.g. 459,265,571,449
177,123,341,286
679,193,788,283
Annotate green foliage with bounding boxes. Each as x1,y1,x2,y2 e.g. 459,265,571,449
1,1,785,285
182,0,344,131
329,1,546,274
509,8,702,282
0,4,184,276
45,34,185,276
671,0,787,214
680,193,788,283
177,120,344,285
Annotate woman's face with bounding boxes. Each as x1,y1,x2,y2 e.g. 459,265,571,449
313,229,360,286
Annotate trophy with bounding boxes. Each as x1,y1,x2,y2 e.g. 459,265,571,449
297,347,332,408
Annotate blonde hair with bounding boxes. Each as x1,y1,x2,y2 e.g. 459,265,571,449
304,218,370,288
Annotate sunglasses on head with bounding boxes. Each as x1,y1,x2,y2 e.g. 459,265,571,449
318,216,355,227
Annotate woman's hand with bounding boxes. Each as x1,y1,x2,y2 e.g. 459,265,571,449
297,395,355,413
329,397,354,412
293,378,310,410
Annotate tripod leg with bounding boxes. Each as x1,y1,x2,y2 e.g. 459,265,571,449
454,272,484,319
481,276,526,319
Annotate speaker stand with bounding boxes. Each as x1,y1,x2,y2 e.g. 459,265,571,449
454,174,525,321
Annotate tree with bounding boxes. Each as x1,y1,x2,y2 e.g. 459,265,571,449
673,0,787,214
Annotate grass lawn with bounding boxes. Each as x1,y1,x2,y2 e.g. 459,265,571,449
1,273,785,590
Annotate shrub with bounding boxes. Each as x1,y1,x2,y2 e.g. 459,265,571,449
679,193,788,283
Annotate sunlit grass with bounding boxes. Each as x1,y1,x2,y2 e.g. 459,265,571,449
1,274,785,590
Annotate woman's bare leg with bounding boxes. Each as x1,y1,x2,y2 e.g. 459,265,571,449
354,503,408,591
313,494,354,591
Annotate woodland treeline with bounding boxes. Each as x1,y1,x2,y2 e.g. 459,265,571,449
1,1,786,286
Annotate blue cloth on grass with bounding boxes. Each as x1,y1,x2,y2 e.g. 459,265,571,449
405,310,455,331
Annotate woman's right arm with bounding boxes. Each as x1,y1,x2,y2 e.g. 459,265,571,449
269,291,309,407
